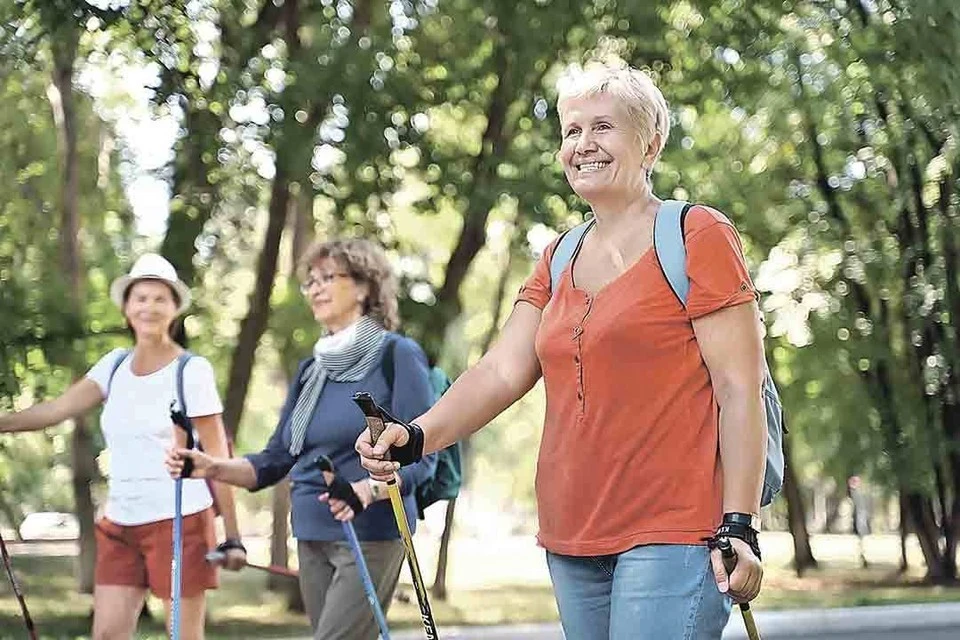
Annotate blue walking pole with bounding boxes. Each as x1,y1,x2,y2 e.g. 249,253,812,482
170,403,197,640
316,455,392,640
342,518,392,639
172,476,184,639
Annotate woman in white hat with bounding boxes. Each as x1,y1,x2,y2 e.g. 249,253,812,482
0,253,244,640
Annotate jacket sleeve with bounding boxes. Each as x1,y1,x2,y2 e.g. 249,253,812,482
243,359,310,491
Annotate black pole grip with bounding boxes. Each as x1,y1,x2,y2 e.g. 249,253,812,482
352,392,388,447
351,392,424,467
315,455,365,514
170,402,196,478
716,537,756,615
716,536,738,575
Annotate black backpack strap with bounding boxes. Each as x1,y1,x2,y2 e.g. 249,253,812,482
106,349,131,398
380,335,397,391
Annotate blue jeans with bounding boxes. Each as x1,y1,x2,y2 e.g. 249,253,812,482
546,544,731,640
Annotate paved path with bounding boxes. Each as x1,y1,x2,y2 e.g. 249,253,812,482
384,602,960,639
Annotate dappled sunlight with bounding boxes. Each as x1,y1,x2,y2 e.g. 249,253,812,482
3,2,960,637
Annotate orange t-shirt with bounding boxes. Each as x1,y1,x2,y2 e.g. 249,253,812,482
516,205,757,556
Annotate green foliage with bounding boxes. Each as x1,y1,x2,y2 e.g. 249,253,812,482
2,1,960,562
0,9,133,524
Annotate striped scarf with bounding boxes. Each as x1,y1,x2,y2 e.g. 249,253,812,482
287,316,387,456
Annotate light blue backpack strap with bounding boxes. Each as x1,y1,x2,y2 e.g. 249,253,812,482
549,219,595,294
106,349,131,398
653,200,692,306
174,351,195,415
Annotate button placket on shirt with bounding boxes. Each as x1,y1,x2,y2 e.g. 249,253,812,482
573,299,592,414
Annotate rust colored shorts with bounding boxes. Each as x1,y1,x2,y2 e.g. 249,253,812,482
94,508,219,599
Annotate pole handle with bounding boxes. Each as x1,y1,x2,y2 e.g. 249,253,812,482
716,536,738,575
353,392,389,449
169,402,196,477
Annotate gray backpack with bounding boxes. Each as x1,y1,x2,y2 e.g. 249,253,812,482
548,200,785,506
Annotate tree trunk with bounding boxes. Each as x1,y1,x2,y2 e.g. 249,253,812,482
904,493,950,583
899,494,910,573
420,43,512,359
71,416,98,593
291,187,312,273
431,233,516,597
160,107,221,286
268,478,292,592
265,185,313,595
157,0,294,283
0,494,24,541
49,26,97,594
782,436,817,576
221,163,291,438
799,65,948,580
431,496,457,600
823,491,842,534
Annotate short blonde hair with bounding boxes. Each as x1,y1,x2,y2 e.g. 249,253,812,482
557,61,670,169
300,238,400,331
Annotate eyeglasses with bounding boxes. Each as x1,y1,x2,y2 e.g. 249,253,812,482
300,272,351,293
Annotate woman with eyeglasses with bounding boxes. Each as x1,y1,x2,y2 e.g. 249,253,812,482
166,238,437,640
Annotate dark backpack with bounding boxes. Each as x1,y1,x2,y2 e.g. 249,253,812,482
548,200,785,507
381,339,463,518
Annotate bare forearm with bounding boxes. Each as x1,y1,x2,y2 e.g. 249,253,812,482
0,403,64,433
209,458,259,491
212,482,241,538
0,379,101,434
718,387,766,515
194,422,242,537
417,354,539,455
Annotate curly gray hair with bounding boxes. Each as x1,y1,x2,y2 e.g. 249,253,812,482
300,238,400,331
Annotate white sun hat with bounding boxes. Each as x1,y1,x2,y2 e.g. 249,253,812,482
109,253,192,315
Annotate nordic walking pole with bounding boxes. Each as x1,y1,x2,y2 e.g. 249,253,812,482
0,529,38,640
315,454,392,640
205,551,300,579
716,537,761,640
169,403,197,640
352,392,438,640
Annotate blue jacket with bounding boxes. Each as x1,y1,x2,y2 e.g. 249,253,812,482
245,333,438,541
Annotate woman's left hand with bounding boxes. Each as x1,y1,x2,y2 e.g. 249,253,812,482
319,480,373,522
222,547,247,571
710,537,763,603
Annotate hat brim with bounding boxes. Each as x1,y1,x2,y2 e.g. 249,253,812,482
110,276,192,315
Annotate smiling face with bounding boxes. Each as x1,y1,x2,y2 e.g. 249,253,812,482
558,92,656,206
302,257,368,333
123,280,180,341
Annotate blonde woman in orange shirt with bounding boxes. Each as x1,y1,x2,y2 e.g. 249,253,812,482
357,60,767,639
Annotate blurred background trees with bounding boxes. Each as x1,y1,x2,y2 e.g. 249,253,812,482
2,0,959,597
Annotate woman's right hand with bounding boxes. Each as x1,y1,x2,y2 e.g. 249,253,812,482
165,447,215,479
355,423,407,482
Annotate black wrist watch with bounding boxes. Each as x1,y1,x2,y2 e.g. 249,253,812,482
217,538,247,554
723,511,761,532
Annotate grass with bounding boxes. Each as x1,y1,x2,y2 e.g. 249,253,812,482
2,532,960,638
